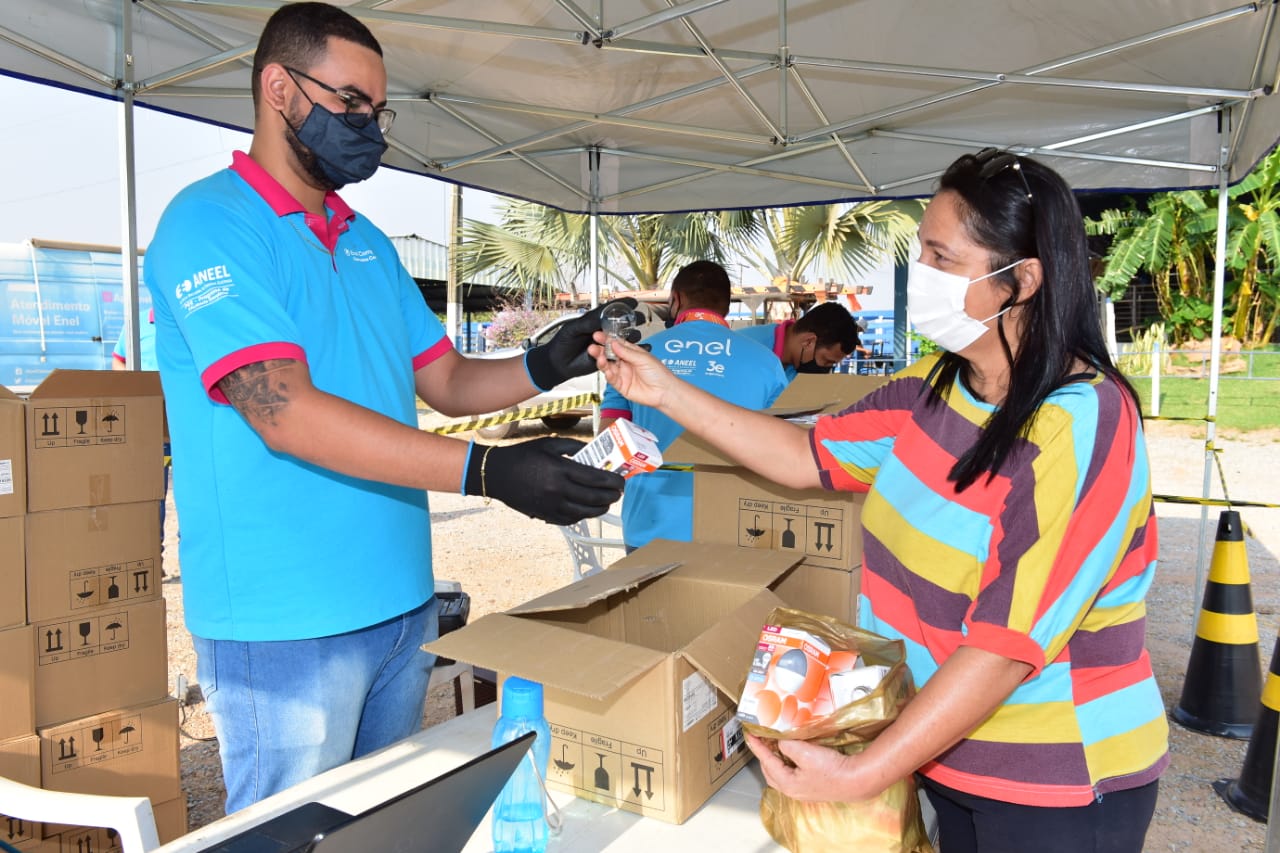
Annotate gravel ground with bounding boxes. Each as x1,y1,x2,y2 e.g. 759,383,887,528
162,416,1280,850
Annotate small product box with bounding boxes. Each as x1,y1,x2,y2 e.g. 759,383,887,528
572,420,662,479
737,623,831,732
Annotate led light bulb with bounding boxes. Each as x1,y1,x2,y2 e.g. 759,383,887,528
600,302,637,362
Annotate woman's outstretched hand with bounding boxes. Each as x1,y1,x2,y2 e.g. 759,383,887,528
592,334,675,411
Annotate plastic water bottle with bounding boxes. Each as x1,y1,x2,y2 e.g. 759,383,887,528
492,676,551,853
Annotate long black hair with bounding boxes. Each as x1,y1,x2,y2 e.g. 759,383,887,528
929,149,1141,491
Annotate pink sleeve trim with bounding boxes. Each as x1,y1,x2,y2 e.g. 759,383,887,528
202,342,307,404
112,353,126,364
412,336,454,371
600,408,632,421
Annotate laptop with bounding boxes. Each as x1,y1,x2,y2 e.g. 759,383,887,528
200,731,536,853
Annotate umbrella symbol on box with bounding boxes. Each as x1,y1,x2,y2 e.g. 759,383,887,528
101,411,120,433
105,621,122,640
553,744,575,772
744,514,765,544
118,724,136,744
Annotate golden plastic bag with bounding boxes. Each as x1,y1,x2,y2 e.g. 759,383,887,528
740,607,934,853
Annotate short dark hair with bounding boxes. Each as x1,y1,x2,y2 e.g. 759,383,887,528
251,2,383,108
671,261,732,314
795,302,859,355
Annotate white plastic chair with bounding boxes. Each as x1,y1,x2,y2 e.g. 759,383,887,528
559,512,626,582
0,775,160,852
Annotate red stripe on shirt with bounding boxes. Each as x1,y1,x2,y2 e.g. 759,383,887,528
601,408,632,421
202,342,307,404
1072,653,1155,704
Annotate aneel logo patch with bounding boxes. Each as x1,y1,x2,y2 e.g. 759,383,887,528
175,263,234,316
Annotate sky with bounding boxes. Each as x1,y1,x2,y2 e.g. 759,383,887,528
0,74,499,248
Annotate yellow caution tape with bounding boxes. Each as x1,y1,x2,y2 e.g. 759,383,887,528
1153,494,1280,509
426,393,600,435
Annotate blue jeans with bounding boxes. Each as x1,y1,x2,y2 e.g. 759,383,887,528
193,596,440,814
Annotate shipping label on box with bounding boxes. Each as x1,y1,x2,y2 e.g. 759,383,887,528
426,539,804,824
39,697,180,811
0,385,26,519
0,625,35,741
0,515,25,629
33,599,168,728
25,370,164,512
25,502,161,623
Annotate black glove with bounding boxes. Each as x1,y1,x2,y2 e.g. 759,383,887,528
524,297,643,391
463,437,625,525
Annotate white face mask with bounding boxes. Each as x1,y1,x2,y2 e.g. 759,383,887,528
907,259,1025,353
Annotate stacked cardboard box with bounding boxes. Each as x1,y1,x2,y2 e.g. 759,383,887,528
0,371,186,846
670,373,887,622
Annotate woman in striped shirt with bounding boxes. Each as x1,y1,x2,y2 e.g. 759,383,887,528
596,149,1166,853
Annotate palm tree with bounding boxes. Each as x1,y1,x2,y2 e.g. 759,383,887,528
460,199,749,302
731,201,924,285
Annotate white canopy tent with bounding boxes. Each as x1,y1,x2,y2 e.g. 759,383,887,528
2,1,1278,636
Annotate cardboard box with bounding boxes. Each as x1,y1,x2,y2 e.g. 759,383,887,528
668,374,887,622
25,370,164,513
25,502,161,623
38,697,180,810
33,599,168,728
153,795,189,844
0,735,42,850
0,625,35,741
426,539,803,824
0,384,25,518
0,514,25,629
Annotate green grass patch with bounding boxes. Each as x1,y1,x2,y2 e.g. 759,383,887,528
1130,375,1280,433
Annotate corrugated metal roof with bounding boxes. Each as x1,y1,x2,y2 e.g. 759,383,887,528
389,235,505,287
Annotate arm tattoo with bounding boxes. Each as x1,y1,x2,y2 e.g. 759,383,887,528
219,359,296,428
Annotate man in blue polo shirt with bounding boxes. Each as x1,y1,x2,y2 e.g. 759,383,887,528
601,261,786,550
738,301,860,380
146,2,626,814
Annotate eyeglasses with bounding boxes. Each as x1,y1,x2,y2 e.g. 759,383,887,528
285,66,396,134
975,147,1033,202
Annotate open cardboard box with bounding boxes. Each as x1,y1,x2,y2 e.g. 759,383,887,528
667,373,888,622
426,539,804,824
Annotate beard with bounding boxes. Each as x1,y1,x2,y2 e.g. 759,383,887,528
281,103,339,192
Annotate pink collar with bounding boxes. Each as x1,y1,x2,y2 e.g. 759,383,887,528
673,308,729,327
229,151,355,251
772,319,795,360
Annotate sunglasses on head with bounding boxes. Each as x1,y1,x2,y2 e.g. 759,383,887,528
975,147,1033,202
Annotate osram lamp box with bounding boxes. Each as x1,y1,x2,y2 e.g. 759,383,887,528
24,501,161,623
25,370,164,513
0,384,26,518
572,419,662,478
0,735,41,850
0,625,35,742
427,539,804,824
0,514,26,629
667,373,888,624
38,696,180,818
32,598,168,729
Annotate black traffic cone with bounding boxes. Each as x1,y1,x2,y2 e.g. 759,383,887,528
1172,510,1261,739
1214,630,1280,822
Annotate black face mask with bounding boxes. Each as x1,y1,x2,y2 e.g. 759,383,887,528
796,359,834,374
283,102,387,189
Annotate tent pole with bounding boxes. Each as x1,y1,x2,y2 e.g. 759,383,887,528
117,0,141,372
446,183,462,349
590,147,603,436
1192,114,1231,633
